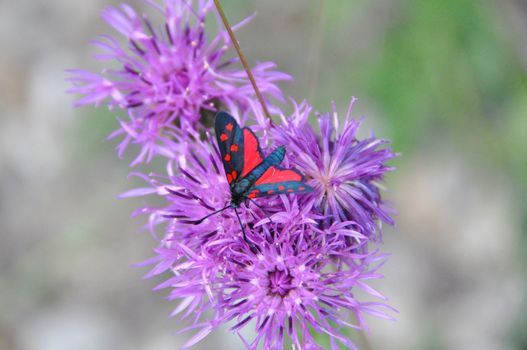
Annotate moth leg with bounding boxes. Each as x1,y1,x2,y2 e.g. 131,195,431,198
246,198,273,224
234,207,260,254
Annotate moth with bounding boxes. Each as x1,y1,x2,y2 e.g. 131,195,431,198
194,111,313,241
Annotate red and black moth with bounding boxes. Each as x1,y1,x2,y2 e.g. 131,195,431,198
193,111,313,241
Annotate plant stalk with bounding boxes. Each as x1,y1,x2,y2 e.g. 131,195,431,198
213,0,273,123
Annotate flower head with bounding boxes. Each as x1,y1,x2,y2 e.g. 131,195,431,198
68,0,289,164
217,224,394,350
273,99,398,242
123,121,395,348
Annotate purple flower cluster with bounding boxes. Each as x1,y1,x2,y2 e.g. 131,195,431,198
68,0,289,165
70,1,397,349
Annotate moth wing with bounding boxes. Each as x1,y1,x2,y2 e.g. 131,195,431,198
246,165,314,198
240,128,265,177
215,112,244,184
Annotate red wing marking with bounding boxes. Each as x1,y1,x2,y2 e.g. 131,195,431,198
224,154,231,162
255,166,302,186
227,173,233,183
225,123,234,132
231,170,237,181
241,128,264,177
248,190,260,199
220,133,228,142
250,180,314,199
230,144,239,152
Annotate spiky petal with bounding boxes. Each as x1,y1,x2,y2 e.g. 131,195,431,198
273,99,398,242
68,0,289,164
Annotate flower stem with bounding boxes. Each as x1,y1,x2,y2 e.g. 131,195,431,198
213,0,273,123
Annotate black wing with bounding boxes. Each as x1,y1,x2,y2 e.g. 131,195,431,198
215,112,244,185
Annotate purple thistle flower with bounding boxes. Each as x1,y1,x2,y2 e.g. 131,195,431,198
120,134,244,347
218,232,394,350
67,0,290,165
273,99,398,242
123,120,395,349
140,196,393,349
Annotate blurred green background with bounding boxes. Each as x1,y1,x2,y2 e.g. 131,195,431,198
1,0,526,349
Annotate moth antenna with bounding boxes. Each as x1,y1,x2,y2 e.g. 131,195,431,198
187,204,232,224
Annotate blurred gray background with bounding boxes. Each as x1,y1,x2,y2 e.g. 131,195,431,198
1,0,526,349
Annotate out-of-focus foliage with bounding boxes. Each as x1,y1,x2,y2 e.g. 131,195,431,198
357,0,527,178
313,0,527,182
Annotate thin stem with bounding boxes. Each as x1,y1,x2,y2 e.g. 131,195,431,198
213,0,273,123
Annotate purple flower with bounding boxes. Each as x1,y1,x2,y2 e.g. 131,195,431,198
121,133,248,348
218,225,394,350
141,200,393,349
273,99,398,242
123,120,395,349
68,0,289,165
